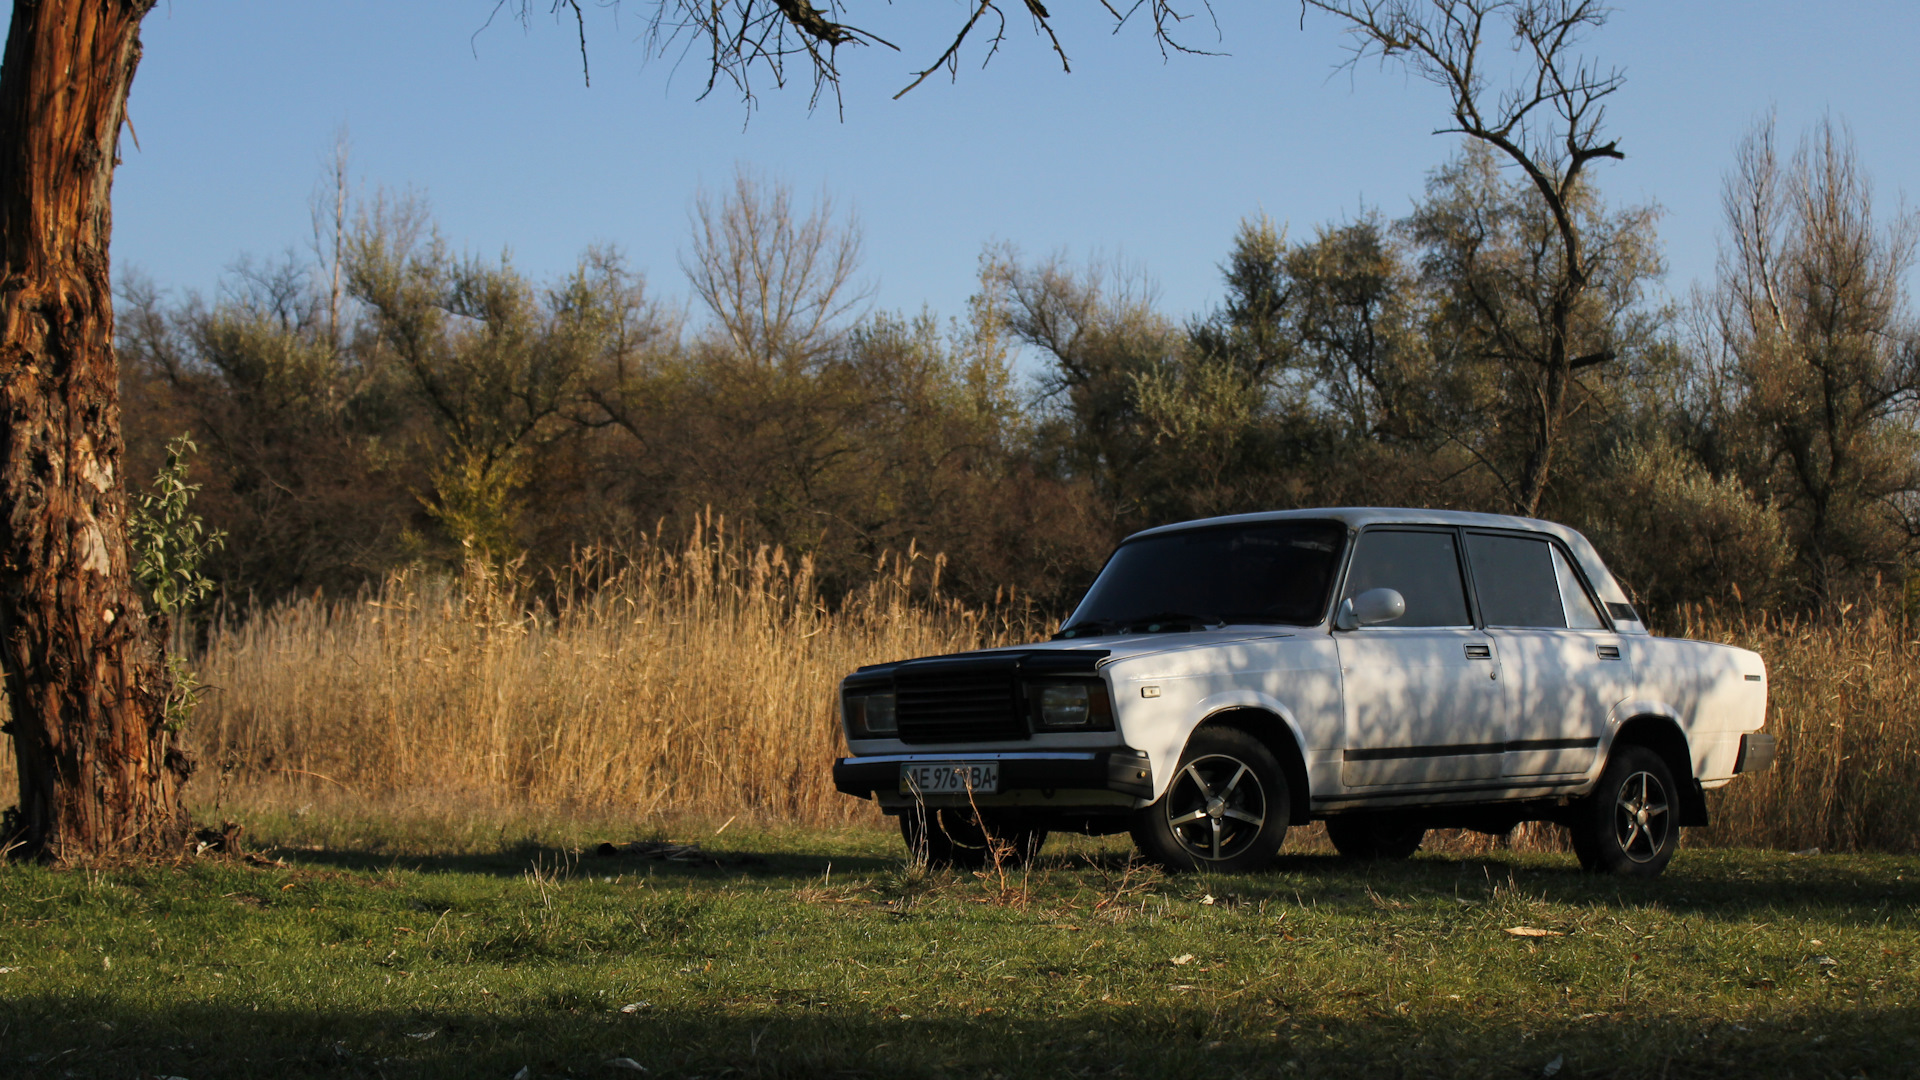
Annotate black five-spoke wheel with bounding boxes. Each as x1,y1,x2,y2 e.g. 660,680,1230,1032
1571,744,1679,877
1614,769,1671,863
1132,726,1289,873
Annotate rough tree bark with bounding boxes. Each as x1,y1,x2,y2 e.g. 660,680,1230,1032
0,0,190,861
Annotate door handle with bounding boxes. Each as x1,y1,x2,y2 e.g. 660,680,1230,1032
1597,645,1621,660
1464,643,1492,660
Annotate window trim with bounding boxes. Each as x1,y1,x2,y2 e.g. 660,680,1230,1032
1332,524,1479,631
1072,517,1351,632
1459,527,1617,633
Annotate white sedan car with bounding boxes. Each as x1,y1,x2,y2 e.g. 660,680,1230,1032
832,508,1773,878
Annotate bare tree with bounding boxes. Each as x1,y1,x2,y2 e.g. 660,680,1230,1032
1703,116,1920,606
1303,0,1631,514
310,128,353,351
498,0,1216,109
683,168,870,369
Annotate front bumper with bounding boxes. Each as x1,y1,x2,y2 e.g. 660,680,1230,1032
832,749,1154,801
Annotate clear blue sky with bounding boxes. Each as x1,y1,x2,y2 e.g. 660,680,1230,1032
72,1,1920,334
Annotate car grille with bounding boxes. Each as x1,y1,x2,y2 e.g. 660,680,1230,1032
894,669,1028,743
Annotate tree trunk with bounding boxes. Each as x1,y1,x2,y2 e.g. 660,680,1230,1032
0,0,188,861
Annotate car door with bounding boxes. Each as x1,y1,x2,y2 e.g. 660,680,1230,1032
1335,527,1507,789
1463,531,1631,779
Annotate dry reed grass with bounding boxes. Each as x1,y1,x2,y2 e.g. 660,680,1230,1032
190,516,1041,825
3,528,1917,855
1677,604,1920,852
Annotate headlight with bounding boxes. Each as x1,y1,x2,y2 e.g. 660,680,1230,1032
842,690,897,737
1030,680,1114,731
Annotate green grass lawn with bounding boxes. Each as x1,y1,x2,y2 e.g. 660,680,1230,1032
1,811,1915,1079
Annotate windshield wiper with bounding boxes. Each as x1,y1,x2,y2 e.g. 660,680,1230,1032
1118,612,1223,633
1055,612,1226,639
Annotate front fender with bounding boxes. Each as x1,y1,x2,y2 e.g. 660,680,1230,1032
1126,687,1314,802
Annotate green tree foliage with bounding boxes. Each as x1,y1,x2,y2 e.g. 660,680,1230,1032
116,117,1920,622
126,435,225,731
1406,145,1664,512
129,435,225,616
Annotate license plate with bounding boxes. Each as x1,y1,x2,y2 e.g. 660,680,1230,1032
899,761,1000,796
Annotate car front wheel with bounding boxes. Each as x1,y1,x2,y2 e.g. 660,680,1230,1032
1570,744,1679,877
1131,726,1289,873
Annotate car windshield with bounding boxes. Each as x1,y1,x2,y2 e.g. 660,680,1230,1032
1058,520,1347,637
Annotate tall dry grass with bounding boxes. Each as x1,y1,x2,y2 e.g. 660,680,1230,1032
1679,605,1920,852
191,517,1040,824
3,529,1918,853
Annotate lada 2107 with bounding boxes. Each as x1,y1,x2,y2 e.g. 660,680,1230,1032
831,508,1773,878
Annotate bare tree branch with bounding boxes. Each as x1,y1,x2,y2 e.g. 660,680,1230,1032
491,1,1212,115
1303,0,1632,514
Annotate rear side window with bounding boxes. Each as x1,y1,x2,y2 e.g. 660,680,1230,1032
1551,545,1606,629
1342,529,1471,627
1465,532,1565,628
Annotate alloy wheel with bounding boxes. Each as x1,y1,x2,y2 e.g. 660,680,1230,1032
1612,770,1671,864
1162,753,1268,863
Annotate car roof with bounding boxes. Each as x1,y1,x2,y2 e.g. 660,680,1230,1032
1122,507,1644,629
1126,506,1573,541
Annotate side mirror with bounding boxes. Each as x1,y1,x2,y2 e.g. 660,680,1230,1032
1335,587,1406,630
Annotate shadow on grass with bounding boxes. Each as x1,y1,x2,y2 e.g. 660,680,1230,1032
270,841,901,883
1051,847,1920,925
258,839,1920,926
3,995,1916,1079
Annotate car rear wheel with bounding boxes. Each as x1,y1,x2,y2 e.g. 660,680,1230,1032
1570,744,1679,877
1131,726,1289,873
1325,813,1426,860
899,807,1046,869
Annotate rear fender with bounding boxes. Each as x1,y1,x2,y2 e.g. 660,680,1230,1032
1608,712,1709,828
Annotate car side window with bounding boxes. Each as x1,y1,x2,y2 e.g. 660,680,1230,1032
1343,529,1471,627
1465,532,1566,628
1551,544,1606,629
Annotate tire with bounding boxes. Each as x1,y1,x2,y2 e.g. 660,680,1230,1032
1569,744,1680,878
1131,726,1290,873
898,807,1046,869
1325,813,1426,860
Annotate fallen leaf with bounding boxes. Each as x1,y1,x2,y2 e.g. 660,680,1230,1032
1813,955,1838,968
1170,954,1196,965
512,1068,532,1080
1543,1054,1564,1076
1504,927,1564,938
603,1058,648,1072
619,1001,652,1014
0,967,17,974
1198,894,1216,906
405,1030,438,1040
